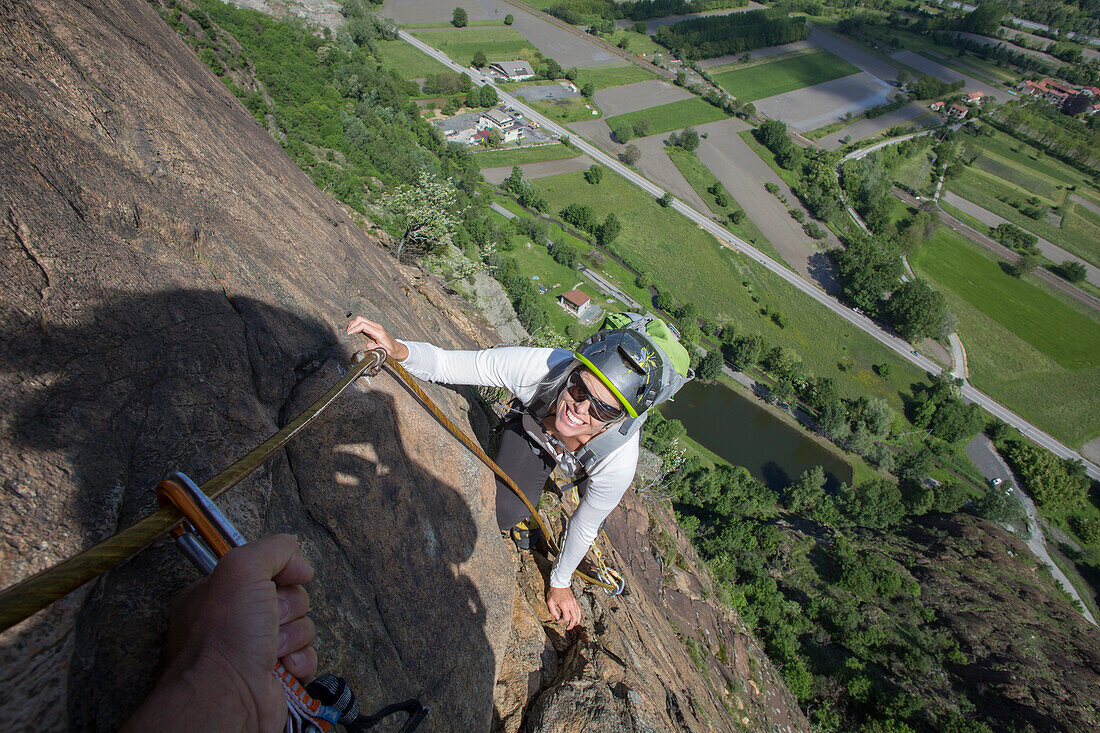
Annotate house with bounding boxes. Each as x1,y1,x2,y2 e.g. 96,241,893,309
479,107,517,131
964,91,985,105
559,290,594,319
948,103,968,119
929,100,945,112
488,60,535,81
1017,78,1075,105
477,107,522,142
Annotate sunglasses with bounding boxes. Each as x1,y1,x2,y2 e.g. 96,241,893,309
564,371,624,422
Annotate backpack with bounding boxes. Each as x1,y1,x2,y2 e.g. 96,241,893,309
525,312,694,476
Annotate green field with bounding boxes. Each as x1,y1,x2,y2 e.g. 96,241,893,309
574,64,660,90
411,28,537,66
401,20,507,28
375,39,452,79
947,128,1100,267
529,171,925,412
712,50,859,102
470,143,583,168
947,168,1100,268
890,149,937,196
608,29,664,55
911,227,1100,447
604,97,729,137
665,147,787,267
527,96,603,123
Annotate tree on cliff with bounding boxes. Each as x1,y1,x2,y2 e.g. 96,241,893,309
382,171,458,262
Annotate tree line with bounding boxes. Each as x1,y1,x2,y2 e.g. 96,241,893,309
654,10,809,59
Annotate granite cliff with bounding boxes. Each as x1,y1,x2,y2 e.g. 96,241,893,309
0,1,805,729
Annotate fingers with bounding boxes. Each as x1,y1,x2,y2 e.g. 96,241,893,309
217,534,313,588
276,585,310,625
276,616,316,658
281,646,318,684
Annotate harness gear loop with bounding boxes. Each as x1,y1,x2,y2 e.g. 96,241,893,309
0,347,387,634
158,471,428,733
382,357,622,591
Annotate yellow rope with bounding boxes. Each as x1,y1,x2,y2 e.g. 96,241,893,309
0,350,388,633
382,358,618,590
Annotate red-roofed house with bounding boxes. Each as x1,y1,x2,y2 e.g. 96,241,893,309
948,103,968,119
965,91,985,104
558,289,594,319
930,100,945,112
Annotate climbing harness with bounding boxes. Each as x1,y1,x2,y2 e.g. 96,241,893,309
0,344,624,630
382,357,623,592
157,471,428,733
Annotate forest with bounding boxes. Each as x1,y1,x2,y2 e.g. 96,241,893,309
653,10,809,59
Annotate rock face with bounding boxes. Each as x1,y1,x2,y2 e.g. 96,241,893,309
0,1,805,730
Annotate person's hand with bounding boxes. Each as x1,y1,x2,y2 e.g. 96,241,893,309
346,316,409,361
546,585,582,630
124,534,317,733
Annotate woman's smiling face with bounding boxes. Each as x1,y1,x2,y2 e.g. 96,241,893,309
552,368,625,440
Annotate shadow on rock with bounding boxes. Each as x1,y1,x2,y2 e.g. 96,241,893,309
1,289,496,731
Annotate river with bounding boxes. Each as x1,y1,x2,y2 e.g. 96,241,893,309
663,380,854,490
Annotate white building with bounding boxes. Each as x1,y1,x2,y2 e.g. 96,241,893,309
488,60,535,81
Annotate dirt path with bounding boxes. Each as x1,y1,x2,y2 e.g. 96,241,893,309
694,119,840,291
941,191,1100,286
480,155,593,184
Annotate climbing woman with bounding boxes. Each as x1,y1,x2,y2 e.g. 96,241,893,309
346,314,691,630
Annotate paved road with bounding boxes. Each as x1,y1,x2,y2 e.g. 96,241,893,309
480,155,592,184
941,191,1100,286
399,30,1100,481
966,435,1098,626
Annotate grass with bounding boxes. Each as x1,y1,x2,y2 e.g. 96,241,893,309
469,143,582,168
910,226,1100,447
664,147,789,267
411,28,537,66
401,20,507,28
574,64,660,90
528,170,926,414
608,29,664,56
712,50,859,102
946,168,1100,269
738,130,801,190
526,96,602,123
603,97,729,137
375,39,452,79
891,151,937,196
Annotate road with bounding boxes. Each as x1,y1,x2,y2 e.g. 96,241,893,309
966,435,1097,626
399,29,1100,482
940,191,1100,287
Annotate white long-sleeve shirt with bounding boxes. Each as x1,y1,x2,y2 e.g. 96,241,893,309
399,341,639,588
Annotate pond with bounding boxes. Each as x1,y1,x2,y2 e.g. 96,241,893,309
662,379,854,490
